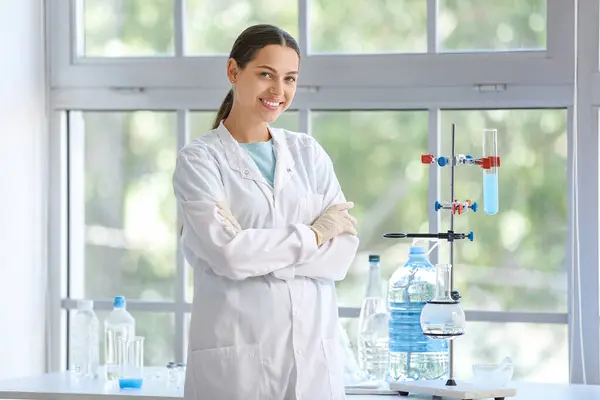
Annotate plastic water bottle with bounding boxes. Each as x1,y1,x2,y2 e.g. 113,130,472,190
388,246,449,381
357,255,390,381
104,296,135,381
70,300,99,378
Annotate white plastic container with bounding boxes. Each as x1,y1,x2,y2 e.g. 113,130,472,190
70,300,99,379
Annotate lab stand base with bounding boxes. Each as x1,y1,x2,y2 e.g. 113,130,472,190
389,379,517,400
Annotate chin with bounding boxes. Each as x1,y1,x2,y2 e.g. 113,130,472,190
262,111,283,124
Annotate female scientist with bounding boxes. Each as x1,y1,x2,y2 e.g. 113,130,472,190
172,24,359,400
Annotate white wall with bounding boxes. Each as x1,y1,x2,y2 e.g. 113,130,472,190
0,0,47,379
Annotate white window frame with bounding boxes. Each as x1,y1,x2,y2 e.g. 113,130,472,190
46,0,600,385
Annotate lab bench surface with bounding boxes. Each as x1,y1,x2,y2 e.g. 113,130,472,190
0,368,599,400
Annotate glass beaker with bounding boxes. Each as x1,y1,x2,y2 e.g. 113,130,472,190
118,336,145,389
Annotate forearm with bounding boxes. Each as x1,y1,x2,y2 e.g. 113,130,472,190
271,234,360,281
181,200,319,280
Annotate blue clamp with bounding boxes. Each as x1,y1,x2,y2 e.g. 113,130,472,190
470,202,478,212
434,201,442,211
467,232,474,241
437,157,448,167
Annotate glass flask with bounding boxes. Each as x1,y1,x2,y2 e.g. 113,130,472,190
420,264,466,339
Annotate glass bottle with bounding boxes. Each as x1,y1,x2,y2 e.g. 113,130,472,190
357,255,389,381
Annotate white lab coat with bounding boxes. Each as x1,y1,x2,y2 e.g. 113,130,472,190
173,121,359,400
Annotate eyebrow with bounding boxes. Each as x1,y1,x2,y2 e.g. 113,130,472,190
256,65,298,75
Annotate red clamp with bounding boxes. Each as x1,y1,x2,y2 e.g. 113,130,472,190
479,156,501,169
422,154,435,164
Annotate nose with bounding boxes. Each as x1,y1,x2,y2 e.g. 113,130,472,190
269,79,284,96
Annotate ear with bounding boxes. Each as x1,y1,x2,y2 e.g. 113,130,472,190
227,58,239,83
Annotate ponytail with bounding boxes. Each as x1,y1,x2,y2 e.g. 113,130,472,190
212,90,234,129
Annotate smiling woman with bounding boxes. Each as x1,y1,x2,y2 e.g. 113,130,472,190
173,23,359,400
211,24,300,134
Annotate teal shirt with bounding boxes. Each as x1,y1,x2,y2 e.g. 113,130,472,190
240,140,277,187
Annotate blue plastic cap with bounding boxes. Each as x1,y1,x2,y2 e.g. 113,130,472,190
437,157,448,167
467,232,474,241
113,296,126,308
369,255,380,262
409,246,426,255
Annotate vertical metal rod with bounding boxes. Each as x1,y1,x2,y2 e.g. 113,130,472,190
448,123,456,382
450,124,455,294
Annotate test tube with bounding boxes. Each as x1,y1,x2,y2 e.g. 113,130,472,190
482,129,499,215
119,336,145,389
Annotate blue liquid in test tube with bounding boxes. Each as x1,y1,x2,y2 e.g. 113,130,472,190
482,129,499,215
483,171,499,215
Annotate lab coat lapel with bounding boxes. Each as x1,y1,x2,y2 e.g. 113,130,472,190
269,127,295,196
216,121,266,184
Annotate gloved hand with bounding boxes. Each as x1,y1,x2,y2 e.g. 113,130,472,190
216,201,242,233
309,202,357,247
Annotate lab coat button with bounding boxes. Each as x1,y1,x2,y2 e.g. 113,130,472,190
287,168,291,172
244,169,250,175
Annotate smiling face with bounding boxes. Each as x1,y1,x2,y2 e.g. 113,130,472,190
228,44,300,124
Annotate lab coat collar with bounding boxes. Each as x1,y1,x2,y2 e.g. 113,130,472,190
216,121,295,192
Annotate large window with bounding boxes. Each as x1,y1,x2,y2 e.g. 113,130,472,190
49,0,599,386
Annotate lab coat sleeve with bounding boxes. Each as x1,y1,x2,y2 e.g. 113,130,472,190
173,149,319,281
271,141,359,282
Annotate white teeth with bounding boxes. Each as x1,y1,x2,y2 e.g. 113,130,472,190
262,99,280,107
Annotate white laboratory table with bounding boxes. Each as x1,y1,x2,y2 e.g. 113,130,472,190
0,368,599,400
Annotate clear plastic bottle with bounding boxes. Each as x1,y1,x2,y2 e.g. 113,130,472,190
357,255,390,382
70,299,99,379
104,296,135,381
387,246,449,381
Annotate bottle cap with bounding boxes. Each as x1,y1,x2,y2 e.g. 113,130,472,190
77,299,93,311
409,246,426,255
369,255,380,262
113,296,126,308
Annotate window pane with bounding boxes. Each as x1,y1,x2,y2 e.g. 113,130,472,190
440,110,567,312
311,111,428,307
310,0,426,54
185,0,298,55
71,111,177,301
454,322,568,383
91,310,175,367
439,0,546,51
81,0,174,57
188,111,300,140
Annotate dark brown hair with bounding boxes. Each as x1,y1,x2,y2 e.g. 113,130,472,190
212,24,301,129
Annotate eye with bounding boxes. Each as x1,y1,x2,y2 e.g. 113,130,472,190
260,72,272,78
285,76,297,83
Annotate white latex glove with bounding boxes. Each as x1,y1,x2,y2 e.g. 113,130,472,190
216,201,242,233
309,202,357,247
